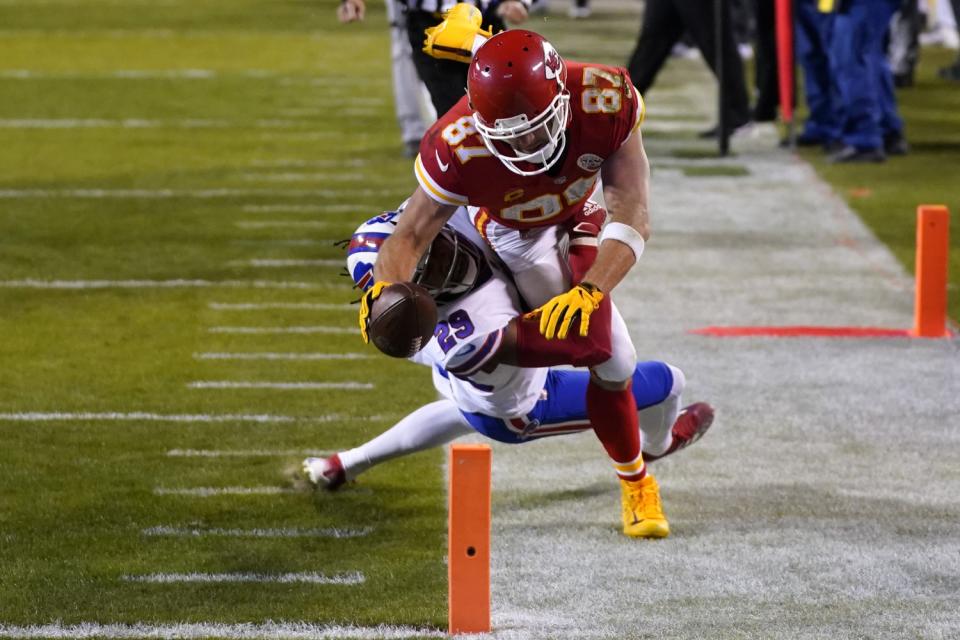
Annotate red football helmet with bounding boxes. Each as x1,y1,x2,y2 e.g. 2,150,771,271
467,30,571,176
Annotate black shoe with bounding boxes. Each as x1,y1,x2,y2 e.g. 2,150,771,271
822,139,845,154
779,132,825,148
893,72,914,88
402,140,420,158
827,145,886,163
699,119,752,139
938,64,960,82
884,132,909,156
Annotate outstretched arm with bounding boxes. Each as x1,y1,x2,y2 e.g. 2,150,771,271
373,187,458,283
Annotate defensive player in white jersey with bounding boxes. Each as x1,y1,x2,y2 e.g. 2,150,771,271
306,205,714,538
358,20,660,540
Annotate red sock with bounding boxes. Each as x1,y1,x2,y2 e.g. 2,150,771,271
586,380,646,482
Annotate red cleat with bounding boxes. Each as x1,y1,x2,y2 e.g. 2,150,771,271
643,402,715,462
302,453,346,490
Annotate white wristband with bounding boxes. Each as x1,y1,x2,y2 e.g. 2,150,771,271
599,221,645,261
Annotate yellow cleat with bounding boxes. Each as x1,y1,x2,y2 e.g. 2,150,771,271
619,473,670,539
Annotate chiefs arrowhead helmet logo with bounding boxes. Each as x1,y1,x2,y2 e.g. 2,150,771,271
543,42,562,82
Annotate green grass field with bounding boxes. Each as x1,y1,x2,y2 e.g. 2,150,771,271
0,0,957,636
0,0,446,629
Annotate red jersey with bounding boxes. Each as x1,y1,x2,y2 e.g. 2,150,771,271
414,61,644,230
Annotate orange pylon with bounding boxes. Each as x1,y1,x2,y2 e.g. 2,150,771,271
911,205,951,338
448,444,491,634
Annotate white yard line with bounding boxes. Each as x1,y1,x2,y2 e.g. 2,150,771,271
228,259,343,268
235,221,328,229
153,486,296,497
187,381,373,390
207,326,359,334
0,622,446,639
121,572,364,585
0,188,395,199
0,119,306,129
207,302,353,310
0,412,294,423
194,352,369,361
0,69,281,79
141,526,372,538
0,279,337,290
248,159,366,168
167,448,334,457
242,203,365,213
239,172,367,182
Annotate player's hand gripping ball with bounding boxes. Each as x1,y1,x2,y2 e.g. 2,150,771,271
366,282,438,358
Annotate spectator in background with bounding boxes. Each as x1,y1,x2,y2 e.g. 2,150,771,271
940,0,960,80
827,0,907,162
792,0,841,150
386,0,431,157
626,0,753,138
750,0,782,123
339,0,529,117
569,0,591,19
888,0,922,87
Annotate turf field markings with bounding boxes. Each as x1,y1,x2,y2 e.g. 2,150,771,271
236,221,328,229
0,188,397,198
227,259,343,268
121,572,365,585
231,239,329,247
0,119,305,129
153,486,297,496
208,302,354,310
141,526,372,538
0,279,341,290
0,412,295,423
167,448,334,457
187,381,374,390
241,204,341,213
0,622,447,639
194,352,369,361
207,326,359,334
248,158,366,168
239,172,367,183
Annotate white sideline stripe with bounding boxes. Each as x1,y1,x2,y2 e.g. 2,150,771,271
0,622,446,639
122,572,364,585
142,526,371,539
208,326,359,334
0,412,293,423
240,172,367,182
167,448,334,457
0,188,395,199
187,382,373,390
208,302,354,310
153,486,296,496
236,221,327,229
0,119,302,129
194,352,370,361
229,259,342,268
242,203,363,213
0,279,335,290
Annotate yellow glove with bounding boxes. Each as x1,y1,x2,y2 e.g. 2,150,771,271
536,282,604,340
423,3,493,64
358,280,391,344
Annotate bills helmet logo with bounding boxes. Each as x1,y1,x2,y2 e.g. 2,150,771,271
543,42,562,82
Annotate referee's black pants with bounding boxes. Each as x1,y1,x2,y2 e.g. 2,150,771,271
405,9,507,117
626,0,751,127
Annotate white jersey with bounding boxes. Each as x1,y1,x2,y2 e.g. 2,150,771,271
410,209,548,418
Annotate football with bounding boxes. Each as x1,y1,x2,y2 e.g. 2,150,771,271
367,282,438,358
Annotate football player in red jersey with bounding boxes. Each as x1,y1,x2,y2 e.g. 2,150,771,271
359,23,657,537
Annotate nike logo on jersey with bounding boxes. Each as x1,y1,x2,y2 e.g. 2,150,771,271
435,150,449,172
